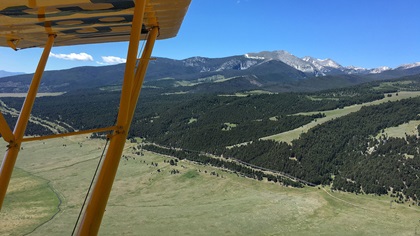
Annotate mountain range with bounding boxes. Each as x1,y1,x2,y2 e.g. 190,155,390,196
0,50,419,93
245,50,417,76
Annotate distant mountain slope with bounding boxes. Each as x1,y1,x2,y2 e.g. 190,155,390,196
0,64,126,93
0,70,25,78
367,63,420,80
0,50,419,93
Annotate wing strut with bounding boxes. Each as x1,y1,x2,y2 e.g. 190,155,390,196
76,2,159,235
0,34,56,210
0,0,189,234
0,113,14,143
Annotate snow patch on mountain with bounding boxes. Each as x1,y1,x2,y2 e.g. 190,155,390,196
320,59,342,69
344,66,369,74
302,57,342,69
301,56,343,75
246,51,319,74
244,54,265,60
369,66,391,74
396,62,420,70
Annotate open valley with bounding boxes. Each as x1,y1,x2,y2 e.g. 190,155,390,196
1,136,419,235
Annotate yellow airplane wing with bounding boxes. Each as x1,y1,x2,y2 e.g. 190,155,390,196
0,1,192,234
0,0,190,50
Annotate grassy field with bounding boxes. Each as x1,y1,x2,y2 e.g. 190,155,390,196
263,91,420,144
219,90,273,97
1,136,420,235
174,75,230,87
0,168,60,236
372,80,415,91
377,120,420,138
0,92,65,97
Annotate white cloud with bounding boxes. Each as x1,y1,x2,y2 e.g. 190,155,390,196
96,56,126,65
49,52,93,61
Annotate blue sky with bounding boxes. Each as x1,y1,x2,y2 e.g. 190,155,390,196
0,0,419,73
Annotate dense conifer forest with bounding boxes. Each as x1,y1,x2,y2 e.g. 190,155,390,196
224,98,420,201
1,75,420,205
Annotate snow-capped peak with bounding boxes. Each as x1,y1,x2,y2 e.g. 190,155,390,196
369,66,391,74
318,58,342,69
302,56,342,70
246,51,319,74
345,65,364,70
396,62,420,70
341,65,369,74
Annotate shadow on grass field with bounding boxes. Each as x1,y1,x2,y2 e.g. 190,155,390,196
1,136,420,235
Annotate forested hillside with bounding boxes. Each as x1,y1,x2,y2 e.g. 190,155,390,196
224,98,420,200
1,83,384,150
1,75,420,205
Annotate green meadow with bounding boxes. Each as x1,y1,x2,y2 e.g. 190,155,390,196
263,91,420,144
1,136,419,235
0,92,65,98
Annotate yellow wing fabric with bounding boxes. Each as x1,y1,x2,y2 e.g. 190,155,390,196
0,0,190,49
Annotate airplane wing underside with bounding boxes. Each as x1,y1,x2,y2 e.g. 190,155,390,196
0,0,190,49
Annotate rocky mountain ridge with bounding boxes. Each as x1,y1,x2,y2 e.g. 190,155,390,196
0,50,419,93
244,50,409,76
